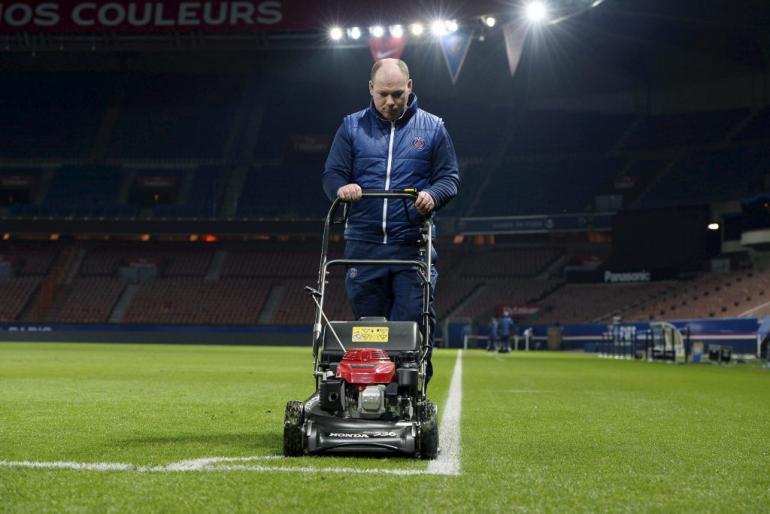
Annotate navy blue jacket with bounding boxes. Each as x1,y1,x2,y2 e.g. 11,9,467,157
322,94,459,245
499,315,514,337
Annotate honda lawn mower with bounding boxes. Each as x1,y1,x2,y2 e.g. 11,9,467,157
283,190,438,459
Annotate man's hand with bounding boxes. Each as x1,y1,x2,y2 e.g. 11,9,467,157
414,191,435,216
337,184,362,201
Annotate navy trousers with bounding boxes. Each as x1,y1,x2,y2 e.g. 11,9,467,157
344,240,438,385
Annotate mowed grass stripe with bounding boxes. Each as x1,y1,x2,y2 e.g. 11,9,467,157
1,343,769,513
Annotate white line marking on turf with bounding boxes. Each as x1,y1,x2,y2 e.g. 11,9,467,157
0,350,465,476
428,349,462,476
0,460,135,471
163,455,284,471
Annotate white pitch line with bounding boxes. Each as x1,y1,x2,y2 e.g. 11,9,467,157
0,460,135,471
427,349,462,476
163,455,284,471
0,350,465,476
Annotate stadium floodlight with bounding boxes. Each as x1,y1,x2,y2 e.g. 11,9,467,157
430,20,448,36
483,16,497,28
524,1,548,23
445,20,458,32
329,27,343,41
409,22,425,36
369,25,385,38
707,222,720,231
389,24,404,38
347,26,362,40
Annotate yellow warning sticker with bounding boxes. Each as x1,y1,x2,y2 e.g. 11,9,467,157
351,326,390,343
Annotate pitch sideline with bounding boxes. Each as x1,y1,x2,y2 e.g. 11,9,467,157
0,350,464,476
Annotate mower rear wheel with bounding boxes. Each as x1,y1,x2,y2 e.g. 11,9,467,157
283,400,305,457
419,400,439,460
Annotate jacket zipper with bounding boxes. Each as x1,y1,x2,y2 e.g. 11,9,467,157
382,121,395,244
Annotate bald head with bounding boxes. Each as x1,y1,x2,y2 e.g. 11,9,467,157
370,58,410,81
369,59,413,121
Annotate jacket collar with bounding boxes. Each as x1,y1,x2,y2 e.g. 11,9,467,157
369,93,418,125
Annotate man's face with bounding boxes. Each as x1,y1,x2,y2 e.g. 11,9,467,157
369,68,412,121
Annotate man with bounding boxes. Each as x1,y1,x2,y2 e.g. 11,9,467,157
498,310,513,353
322,58,459,384
487,316,499,352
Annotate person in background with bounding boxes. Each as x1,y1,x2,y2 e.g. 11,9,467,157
487,316,499,351
498,310,513,353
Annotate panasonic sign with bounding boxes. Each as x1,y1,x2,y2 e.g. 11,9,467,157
603,270,651,283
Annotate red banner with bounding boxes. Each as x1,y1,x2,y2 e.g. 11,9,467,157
368,36,406,62
495,304,541,319
0,1,508,33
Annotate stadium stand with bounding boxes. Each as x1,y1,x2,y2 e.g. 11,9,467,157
0,245,58,276
457,246,562,277
506,110,634,155
533,282,676,324
456,278,562,319
2,66,770,329
621,270,770,320
271,278,351,325
634,146,770,210
0,277,41,321
55,277,126,323
473,158,621,216
221,242,337,277
236,164,329,219
623,109,748,150
437,102,513,159
79,245,213,277
122,277,272,324
14,165,134,219
734,106,770,142
434,278,482,320
0,73,111,159
105,74,241,160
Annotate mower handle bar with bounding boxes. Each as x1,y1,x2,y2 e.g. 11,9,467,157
327,189,423,225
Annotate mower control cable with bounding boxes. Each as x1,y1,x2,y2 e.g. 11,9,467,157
305,286,346,353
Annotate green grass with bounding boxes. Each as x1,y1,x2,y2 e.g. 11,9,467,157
1,343,769,513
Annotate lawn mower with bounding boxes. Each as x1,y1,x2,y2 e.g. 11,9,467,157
283,189,438,459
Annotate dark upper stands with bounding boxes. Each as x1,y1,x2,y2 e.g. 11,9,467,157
2,72,768,220
106,74,240,160
0,74,111,159
506,110,633,155
624,109,747,150
634,146,769,210
237,164,329,219
473,158,621,216
734,107,770,142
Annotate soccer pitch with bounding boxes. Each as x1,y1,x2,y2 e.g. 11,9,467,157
1,343,769,512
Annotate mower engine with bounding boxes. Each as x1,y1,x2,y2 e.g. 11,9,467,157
319,348,416,419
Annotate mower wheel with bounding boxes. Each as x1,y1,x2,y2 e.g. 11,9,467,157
283,400,305,457
419,400,439,460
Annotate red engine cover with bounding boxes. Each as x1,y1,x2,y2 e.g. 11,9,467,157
336,348,396,385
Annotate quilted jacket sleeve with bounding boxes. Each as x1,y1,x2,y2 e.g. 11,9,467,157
423,122,460,211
